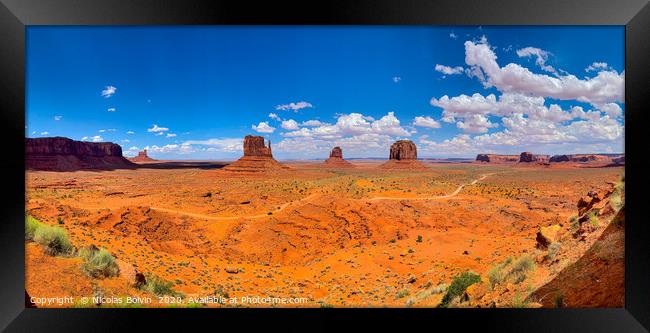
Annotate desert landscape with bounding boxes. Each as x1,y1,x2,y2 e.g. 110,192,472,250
25,26,625,308
24,136,624,308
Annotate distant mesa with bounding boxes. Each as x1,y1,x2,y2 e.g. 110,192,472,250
550,154,622,164
380,140,427,170
26,137,135,171
128,149,157,163
476,154,519,163
477,152,624,165
222,135,289,173
519,152,549,163
324,146,354,168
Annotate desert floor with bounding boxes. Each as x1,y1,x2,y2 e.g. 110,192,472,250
25,161,624,307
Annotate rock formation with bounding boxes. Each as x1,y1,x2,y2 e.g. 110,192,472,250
549,154,571,163
549,154,623,164
128,149,156,162
222,135,289,173
380,140,426,170
26,137,135,171
324,146,354,168
519,152,549,163
389,140,418,160
476,154,519,163
243,135,273,157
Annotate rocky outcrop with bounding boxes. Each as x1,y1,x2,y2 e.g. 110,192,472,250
549,155,570,163
380,140,426,170
389,140,417,160
325,146,354,168
612,155,625,165
129,149,156,162
26,137,135,171
222,135,289,173
536,225,562,249
476,154,519,163
550,154,618,164
243,135,273,157
519,152,549,163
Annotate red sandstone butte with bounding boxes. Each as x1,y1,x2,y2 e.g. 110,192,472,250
222,135,289,173
325,146,354,168
519,152,550,163
476,154,519,163
26,137,135,171
129,149,157,162
380,140,426,170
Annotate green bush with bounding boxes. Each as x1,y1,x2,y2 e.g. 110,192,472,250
142,273,182,297
80,247,120,278
25,215,44,240
439,271,481,308
33,224,73,256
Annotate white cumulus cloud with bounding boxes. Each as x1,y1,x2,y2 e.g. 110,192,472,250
252,121,275,133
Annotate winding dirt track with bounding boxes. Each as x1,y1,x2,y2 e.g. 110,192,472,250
150,173,494,220
367,173,494,201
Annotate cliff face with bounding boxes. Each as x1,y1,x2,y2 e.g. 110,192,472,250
26,137,134,171
476,154,519,163
389,140,417,160
519,152,550,163
243,135,273,157
26,137,123,157
380,140,426,170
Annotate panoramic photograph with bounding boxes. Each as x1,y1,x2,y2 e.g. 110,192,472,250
25,26,624,308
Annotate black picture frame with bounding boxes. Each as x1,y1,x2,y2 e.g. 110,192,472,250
1,0,648,331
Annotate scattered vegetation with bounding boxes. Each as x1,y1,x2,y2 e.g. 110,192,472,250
588,211,600,228
396,289,410,299
79,247,120,278
487,254,536,289
546,242,562,261
141,273,183,297
25,215,43,241
510,293,529,308
32,222,74,256
609,176,625,211
439,271,481,308
488,256,512,288
416,235,423,243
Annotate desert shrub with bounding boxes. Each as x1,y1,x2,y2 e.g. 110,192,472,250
416,235,423,243
25,215,44,240
488,257,512,289
142,273,182,297
610,178,625,211
547,242,562,261
554,293,565,308
589,212,600,228
80,247,120,278
439,271,481,308
33,224,73,256
511,254,534,274
431,283,448,294
396,289,410,299
510,293,529,308
569,216,579,230
510,254,535,284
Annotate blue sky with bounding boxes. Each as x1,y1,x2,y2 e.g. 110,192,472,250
26,26,624,160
